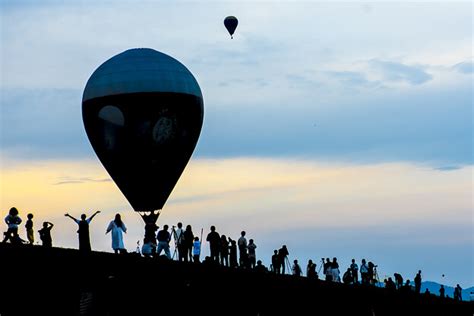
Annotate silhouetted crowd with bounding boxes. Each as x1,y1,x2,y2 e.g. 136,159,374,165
2,207,466,301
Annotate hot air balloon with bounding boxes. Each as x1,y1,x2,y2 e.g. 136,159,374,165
224,16,238,39
82,48,204,220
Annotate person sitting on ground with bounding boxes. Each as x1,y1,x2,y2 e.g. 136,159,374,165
385,277,396,291
343,268,353,284
424,289,431,297
38,222,54,247
2,207,23,244
292,259,302,276
255,260,268,274
65,211,100,252
142,238,154,258
25,213,34,245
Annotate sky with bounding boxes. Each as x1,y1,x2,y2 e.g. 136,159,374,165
0,1,472,287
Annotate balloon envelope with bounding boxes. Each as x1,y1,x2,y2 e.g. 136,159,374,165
82,48,203,212
224,16,238,37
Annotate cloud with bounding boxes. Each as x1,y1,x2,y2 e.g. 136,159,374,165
54,177,112,185
452,60,473,74
434,166,462,172
368,59,433,85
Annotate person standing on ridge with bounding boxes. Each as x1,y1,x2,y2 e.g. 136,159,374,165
106,213,127,254
183,225,194,262
206,226,220,262
38,222,54,247
228,237,238,268
247,239,257,269
173,222,185,261
237,231,248,267
65,211,100,252
278,245,289,274
350,259,359,284
414,270,422,294
439,285,445,298
25,213,34,245
156,225,171,259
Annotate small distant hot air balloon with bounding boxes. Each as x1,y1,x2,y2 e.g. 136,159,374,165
224,16,238,39
82,48,203,220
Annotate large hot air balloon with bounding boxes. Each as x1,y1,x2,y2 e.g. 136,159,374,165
224,16,238,39
82,48,203,216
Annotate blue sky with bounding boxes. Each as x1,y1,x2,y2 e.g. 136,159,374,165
1,1,472,287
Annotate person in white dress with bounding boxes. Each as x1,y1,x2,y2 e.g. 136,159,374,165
106,213,127,253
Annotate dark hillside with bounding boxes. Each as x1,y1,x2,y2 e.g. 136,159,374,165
0,244,472,316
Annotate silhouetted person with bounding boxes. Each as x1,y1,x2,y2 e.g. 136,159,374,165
385,277,396,291
219,235,229,266
25,213,34,245
255,260,267,273
142,211,159,250
394,273,403,289
206,226,220,262
278,245,289,274
184,225,194,262
454,284,462,301
106,213,127,254
172,222,185,261
324,258,332,281
192,236,201,263
331,257,340,282
367,261,375,285
142,238,154,258
247,239,257,269
439,285,445,298
156,225,171,259
360,259,369,284
414,270,422,294
3,207,22,244
401,280,412,294
38,222,53,247
237,231,248,267
424,288,431,297
272,250,281,274
292,259,302,276
228,238,238,268
350,259,359,284
307,260,317,279
343,268,352,284
65,211,100,252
